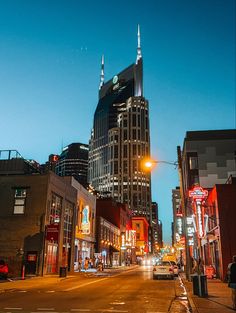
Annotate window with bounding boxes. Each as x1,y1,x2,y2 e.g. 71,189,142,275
123,129,127,140
114,145,118,158
123,145,127,158
13,188,27,214
123,160,128,174
63,202,74,247
132,114,136,127
50,194,62,224
189,156,198,170
114,161,118,174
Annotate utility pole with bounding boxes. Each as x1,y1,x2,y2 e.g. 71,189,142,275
177,146,191,281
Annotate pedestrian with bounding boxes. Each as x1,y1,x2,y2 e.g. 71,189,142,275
84,257,89,272
192,258,204,275
0,260,8,280
227,255,236,310
78,257,82,272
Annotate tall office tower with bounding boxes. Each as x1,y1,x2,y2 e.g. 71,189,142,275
88,26,152,220
56,143,89,187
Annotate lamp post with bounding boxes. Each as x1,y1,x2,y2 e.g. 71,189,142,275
143,152,191,281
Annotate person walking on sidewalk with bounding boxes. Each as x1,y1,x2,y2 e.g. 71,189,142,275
227,255,236,310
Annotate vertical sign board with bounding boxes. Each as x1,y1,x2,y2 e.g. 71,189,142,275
81,205,90,235
188,186,208,238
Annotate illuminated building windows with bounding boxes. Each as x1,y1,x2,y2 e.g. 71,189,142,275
50,193,62,224
63,201,74,246
13,188,27,214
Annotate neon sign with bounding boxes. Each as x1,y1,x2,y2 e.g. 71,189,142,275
188,186,208,200
81,205,90,235
188,186,208,238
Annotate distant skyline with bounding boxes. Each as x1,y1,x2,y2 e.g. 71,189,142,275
0,0,235,243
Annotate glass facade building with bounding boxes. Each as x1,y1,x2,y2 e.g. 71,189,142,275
56,143,89,188
88,28,152,221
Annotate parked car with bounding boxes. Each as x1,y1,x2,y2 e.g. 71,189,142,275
153,260,174,280
0,260,8,280
170,261,179,276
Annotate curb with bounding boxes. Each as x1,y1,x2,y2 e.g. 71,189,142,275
179,274,198,313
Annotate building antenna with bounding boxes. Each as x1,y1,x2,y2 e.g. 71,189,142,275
61,139,64,153
136,24,142,63
99,54,105,90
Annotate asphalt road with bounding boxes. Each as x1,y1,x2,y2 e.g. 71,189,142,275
0,266,190,313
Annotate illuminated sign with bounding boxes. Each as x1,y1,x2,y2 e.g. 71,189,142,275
112,75,118,84
46,224,59,241
188,186,208,200
81,205,90,235
176,217,183,235
188,238,194,246
121,230,136,250
188,186,208,238
121,232,126,250
186,216,195,245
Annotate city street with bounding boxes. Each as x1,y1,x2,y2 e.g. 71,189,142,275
0,266,190,313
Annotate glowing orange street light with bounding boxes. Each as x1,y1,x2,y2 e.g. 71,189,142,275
142,158,177,170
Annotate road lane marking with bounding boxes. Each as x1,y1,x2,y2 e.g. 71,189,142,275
96,309,128,313
4,309,22,310
64,277,108,291
45,290,55,293
70,309,91,312
110,302,125,305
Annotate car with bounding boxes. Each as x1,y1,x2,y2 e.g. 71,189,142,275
153,260,174,280
170,261,179,276
142,258,152,266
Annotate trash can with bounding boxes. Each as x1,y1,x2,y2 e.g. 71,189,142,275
191,274,200,295
59,266,67,277
199,275,208,297
191,274,208,297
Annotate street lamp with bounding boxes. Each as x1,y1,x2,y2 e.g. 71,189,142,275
142,154,191,281
142,159,178,170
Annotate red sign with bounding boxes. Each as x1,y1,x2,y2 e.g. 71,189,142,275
46,224,59,241
188,186,208,238
188,186,208,200
27,254,37,262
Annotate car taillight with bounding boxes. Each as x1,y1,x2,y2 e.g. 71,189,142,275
169,267,173,272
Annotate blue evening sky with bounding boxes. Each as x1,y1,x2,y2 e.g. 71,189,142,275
0,0,235,243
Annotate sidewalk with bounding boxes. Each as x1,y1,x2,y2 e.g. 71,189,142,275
181,274,234,313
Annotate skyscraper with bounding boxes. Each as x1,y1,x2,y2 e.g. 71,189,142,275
88,26,152,220
56,143,89,187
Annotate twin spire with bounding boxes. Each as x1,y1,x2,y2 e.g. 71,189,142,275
136,24,142,63
99,24,142,90
99,54,105,90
